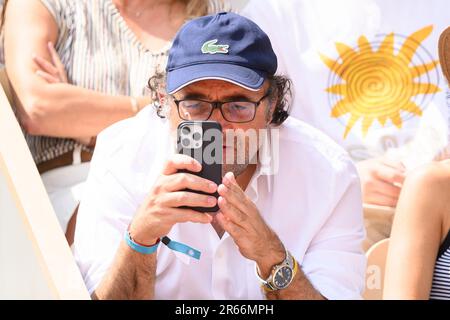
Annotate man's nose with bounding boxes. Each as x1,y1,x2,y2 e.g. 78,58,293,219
209,108,231,130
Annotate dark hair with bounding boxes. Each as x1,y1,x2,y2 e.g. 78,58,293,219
147,73,292,126
266,74,292,125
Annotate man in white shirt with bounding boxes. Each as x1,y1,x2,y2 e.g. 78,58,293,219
73,12,365,300
243,0,449,249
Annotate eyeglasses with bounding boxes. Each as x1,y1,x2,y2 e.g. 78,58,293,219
171,91,271,123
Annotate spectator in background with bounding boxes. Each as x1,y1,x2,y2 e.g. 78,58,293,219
383,26,450,300
243,0,449,250
1,0,226,241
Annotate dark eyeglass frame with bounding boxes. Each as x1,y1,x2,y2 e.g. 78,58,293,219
171,90,271,123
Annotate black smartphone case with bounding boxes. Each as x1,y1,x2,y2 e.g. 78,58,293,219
177,121,222,213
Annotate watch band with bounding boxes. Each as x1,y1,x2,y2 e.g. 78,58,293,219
260,258,299,293
255,249,298,292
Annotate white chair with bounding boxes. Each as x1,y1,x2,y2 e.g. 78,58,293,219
363,238,390,300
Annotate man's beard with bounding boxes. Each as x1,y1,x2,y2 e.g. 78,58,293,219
222,163,248,178
222,140,258,178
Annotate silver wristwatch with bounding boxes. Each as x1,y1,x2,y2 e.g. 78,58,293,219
255,249,297,292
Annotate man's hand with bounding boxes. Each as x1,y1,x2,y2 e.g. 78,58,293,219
215,172,285,278
129,154,217,245
356,157,406,207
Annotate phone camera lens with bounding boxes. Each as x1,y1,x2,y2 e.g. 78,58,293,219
182,138,191,147
192,132,201,141
182,126,191,135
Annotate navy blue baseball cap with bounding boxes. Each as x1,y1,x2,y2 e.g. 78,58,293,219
166,12,278,94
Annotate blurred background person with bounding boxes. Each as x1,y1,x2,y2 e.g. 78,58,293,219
383,26,450,300
0,0,226,242
243,0,449,250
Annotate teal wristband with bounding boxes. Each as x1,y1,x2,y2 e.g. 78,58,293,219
161,236,201,260
124,230,160,255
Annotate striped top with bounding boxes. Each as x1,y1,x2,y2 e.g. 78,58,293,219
430,230,450,300
6,0,227,164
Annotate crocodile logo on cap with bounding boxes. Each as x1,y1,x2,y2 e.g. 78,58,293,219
201,39,229,54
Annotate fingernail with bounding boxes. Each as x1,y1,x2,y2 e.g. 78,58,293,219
208,197,216,205
226,172,235,183
218,184,227,193
209,182,217,191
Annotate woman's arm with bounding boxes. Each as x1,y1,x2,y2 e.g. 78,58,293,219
383,163,450,299
4,0,150,138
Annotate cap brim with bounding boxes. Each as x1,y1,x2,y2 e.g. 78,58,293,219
166,63,267,94
439,26,450,85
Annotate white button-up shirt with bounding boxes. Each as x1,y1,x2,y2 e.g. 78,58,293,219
73,106,366,300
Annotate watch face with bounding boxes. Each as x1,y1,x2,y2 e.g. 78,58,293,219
273,266,293,289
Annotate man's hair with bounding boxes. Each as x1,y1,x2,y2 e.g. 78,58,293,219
147,72,293,126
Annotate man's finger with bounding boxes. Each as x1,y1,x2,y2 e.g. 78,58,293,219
219,173,254,215
162,173,217,194
162,154,201,175
215,212,245,239
217,196,248,228
164,208,213,224
160,191,217,209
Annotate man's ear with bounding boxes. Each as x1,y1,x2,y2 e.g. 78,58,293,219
157,91,167,106
156,90,171,118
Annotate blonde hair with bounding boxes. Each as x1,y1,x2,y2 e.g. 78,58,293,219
1,0,226,31
183,0,210,19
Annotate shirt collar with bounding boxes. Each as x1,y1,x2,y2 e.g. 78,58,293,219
245,126,278,203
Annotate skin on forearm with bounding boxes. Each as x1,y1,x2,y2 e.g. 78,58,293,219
92,241,157,300
13,82,149,137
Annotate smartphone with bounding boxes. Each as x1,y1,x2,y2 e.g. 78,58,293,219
177,121,223,213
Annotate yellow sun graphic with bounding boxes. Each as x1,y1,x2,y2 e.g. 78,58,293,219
320,25,441,138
